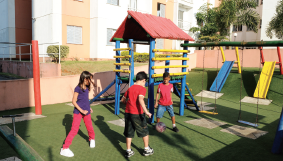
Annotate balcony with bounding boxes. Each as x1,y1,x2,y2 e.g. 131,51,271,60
178,20,192,32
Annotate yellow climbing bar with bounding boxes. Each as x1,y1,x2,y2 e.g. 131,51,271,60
113,55,131,58
152,57,190,61
185,94,194,96
176,82,189,85
153,49,190,53
235,47,241,74
114,63,131,66
113,69,131,73
178,88,192,91
113,48,131,51
199,111,218,115
152,65,189,69
152,72,189,78
220,47,225,62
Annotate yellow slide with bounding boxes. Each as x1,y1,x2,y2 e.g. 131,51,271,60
254,61,276,99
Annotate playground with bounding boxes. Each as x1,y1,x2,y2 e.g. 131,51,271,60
1,11,283,160
1,68,283,160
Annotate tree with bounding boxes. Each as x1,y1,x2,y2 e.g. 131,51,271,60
216,0,260,36
266,0,283,39
190,3,228,42
190,0,260,42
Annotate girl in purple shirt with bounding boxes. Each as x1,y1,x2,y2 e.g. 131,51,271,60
60,71,96,157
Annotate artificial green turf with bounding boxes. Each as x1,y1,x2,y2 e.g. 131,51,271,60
1,68,283,160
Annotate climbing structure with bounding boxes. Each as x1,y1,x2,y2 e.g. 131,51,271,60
90,11,198,123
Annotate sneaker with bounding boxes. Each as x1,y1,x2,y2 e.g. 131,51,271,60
143,146,154,156
90,139,95,148
173,126,179,132
60,148,74,157
125,149,135,158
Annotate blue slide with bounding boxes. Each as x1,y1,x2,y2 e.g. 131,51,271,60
210,61,234,92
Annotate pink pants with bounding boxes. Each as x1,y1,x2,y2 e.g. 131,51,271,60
63,113,95,149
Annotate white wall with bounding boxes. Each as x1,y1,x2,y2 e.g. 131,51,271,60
0,0,16,58
32,0,62,57
90,0,152,59
261,0,281,41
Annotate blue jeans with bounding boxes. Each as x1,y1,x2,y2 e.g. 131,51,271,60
156,104,175,118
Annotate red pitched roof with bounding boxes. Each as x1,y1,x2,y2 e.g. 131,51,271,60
110,11,194,42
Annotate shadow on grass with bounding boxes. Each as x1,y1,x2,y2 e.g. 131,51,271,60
93,115,142,158
242,70,257,97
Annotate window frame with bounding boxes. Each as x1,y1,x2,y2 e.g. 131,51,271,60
107,0,119,6
106,28,117,46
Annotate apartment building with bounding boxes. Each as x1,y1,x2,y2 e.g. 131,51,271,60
232,0,281,44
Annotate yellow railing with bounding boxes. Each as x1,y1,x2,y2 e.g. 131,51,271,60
152,65,189,69
153,49,190,53
114,63,131,66
176,82,189,85
113,48,131,51
113,69,131,73
113,55,131,58
152,57,190,61
152,72,189,78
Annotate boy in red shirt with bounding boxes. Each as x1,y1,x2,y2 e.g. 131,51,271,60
121,71,154,158
154,72,179,132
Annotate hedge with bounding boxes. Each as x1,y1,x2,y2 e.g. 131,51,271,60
120,51,182,62
47,45,69,63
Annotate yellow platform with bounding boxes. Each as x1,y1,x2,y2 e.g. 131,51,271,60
253,61,276,99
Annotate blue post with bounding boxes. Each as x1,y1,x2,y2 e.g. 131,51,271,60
165,55,170,73
148,38,155,123
115,41,121,115
128,39,134,87
272,107,283,154
180,41,189,116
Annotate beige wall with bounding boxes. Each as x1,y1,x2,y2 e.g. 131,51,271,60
152,0,175,49
62,0,90,59
195,49,283,68
0,71,123,111
0,61,61,78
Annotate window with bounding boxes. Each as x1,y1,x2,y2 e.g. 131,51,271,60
107,0,119,6
107,28,116,46
156,39,164,49
67,26,82,44
157,3,165,18
178,10,184,29
261,0,263,4
233,25,242,32
238,25,242,31
260,19,262,29
129,0,137,11
233,25,237,32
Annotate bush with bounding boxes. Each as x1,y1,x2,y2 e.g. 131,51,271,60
47,45,69,63
120,51,182,62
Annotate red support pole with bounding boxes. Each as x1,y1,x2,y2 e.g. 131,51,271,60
277,46,283,75
32,40,42,115
259,46,265,64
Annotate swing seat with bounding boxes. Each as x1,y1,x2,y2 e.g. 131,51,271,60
237,120,259,127
199,111,218,115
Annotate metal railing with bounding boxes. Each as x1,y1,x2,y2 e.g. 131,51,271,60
0,42,61,63
178,20,192,32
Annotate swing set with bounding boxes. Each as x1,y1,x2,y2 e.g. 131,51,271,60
182,41,283,127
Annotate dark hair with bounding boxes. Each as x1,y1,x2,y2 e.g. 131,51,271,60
163,71,170,79
136,71,148,81
78,71,93,92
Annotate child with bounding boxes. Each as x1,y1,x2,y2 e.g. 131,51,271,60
121,71,154,158
60,71,96,157
154,72,179,132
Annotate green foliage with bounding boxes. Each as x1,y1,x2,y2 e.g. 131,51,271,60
193,0,260,42
266,0,283,39
120,51,182,62
47,45,69,63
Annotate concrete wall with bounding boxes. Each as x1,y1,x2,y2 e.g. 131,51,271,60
0,71,125,111
0,61,61,78
195,48,283,68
